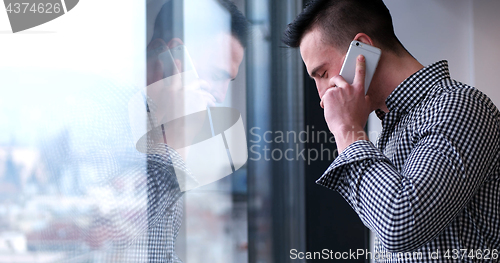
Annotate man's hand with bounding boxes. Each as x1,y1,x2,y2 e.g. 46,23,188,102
320,55,371,153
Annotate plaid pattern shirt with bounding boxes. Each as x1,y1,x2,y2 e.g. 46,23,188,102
317,61,500,262
147,144,194,263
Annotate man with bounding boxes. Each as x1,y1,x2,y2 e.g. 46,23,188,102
142,0,247,262
283,0,500,262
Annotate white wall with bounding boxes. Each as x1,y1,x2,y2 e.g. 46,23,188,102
473,0,500,108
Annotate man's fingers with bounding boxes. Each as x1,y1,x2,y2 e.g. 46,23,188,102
329,75,349,89
352,54,366,91
320,86,338,109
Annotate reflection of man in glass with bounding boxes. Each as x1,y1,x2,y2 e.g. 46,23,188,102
143,0,247,262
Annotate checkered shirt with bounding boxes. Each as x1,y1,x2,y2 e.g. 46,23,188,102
147,144,192,263
317,61,500,262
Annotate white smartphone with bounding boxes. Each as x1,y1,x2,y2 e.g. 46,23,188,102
339,41,381,94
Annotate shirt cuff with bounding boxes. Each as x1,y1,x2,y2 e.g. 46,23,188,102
316,140,388,190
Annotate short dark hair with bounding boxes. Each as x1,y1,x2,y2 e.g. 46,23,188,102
282,0,404,54
151,0,248,48
216,0,248,48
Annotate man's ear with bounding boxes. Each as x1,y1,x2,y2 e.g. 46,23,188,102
166,38,184,49
353,33,374,46
146,38,184,85
148,38,168,54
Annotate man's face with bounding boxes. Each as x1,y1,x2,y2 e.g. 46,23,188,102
144,32,244,131
300,27,346,100
193,33,244,105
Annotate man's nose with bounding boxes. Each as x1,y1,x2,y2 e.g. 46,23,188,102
317,82,328,99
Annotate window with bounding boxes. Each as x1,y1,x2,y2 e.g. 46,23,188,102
0,1,369,262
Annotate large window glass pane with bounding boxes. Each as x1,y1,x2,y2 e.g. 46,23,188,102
145,0,250,262
0,0,311,262
0,1,147,262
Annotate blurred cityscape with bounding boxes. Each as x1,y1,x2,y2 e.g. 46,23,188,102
0,128,146,262
0,130,248,263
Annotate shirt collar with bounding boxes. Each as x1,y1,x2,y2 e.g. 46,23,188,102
380,60,450,119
